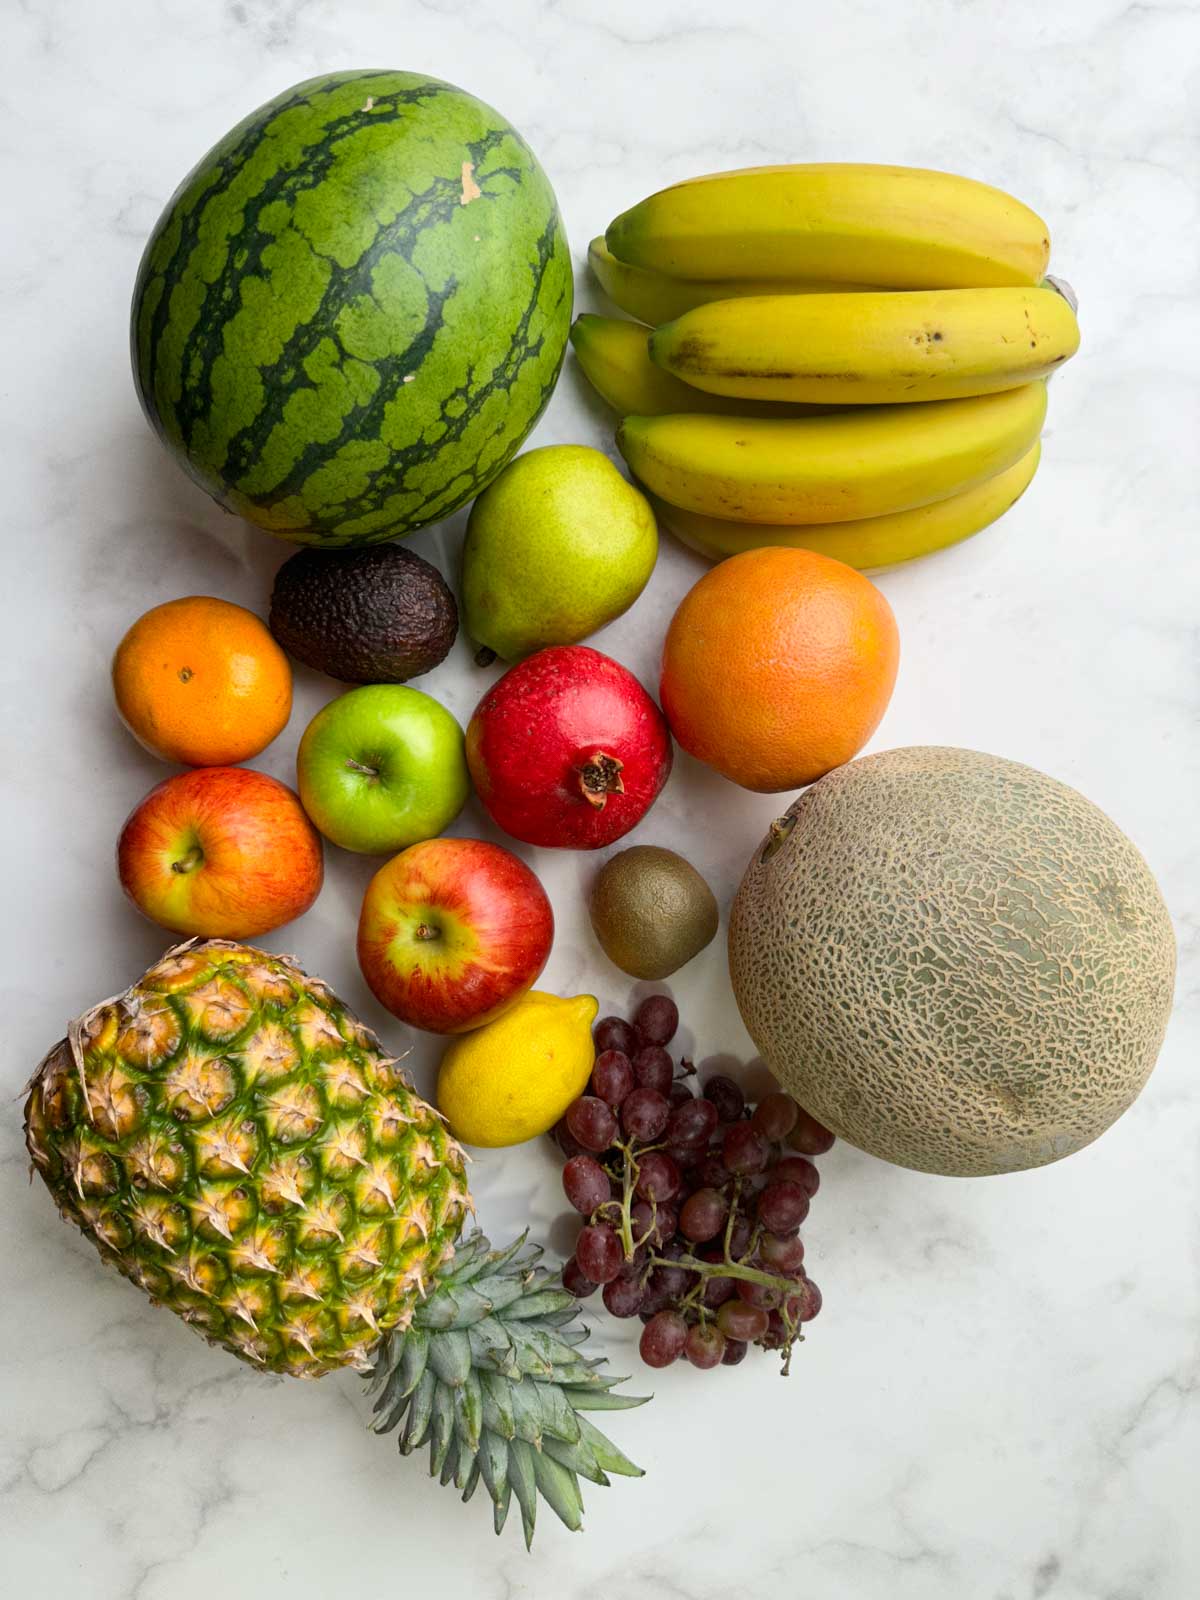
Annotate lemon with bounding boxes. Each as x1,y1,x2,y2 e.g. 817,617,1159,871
436,990,599,1147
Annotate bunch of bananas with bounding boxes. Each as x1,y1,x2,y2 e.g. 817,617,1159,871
572,164,1079,567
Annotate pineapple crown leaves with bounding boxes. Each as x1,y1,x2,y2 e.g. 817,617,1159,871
366,1231,648,1548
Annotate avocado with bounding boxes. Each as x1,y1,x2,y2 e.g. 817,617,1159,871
269,546,458,684
589,846,719,980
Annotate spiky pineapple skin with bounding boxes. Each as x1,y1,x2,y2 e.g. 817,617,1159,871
24,939,470,1377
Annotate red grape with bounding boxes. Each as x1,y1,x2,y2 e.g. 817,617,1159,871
576,1223,622,1284
685,1321,726,1369
787,1109,836,1156
634,1151,681,1204
716,1299,769,1342
553,1117,585,1160
655,1201,680,1238
634,994,679,1046
632,1046,674,1095
667,1097,719,1147
618,1240,650,1278
751,1091,799,1142
640,1310,688,1367
722,1121,771,1176
679,1187,728,1243
704,1075,745,1122
591,1049,634,1108
774,1154,820,1197
759,1231,806,1273
693,1150,731,1190
621,1086,670,1141
797,1278,822,1321
736,1276,783,1311
594,1016,637,1056
666,1141,707,1169
757,1180,810,1233
562,1154,612,1216
648,1261,694,1299
702,1274,736,1309
568,1006,830,1373
566,1095,617,1153
602,1276,645,1318
726,1214,754,1258
562,1256,597,1297
631,1198,677,1248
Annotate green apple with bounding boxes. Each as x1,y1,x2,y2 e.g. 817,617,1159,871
297,684,470,854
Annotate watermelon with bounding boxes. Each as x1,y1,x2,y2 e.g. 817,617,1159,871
132,71,572,546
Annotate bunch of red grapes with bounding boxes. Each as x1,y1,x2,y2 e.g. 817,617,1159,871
554,993,834,1372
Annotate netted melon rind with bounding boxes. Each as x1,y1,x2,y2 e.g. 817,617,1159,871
728,746,1176,1176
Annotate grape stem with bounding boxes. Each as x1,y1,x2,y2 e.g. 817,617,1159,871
616,1141,636,1259
595,1136,659,1259
598,1126,805,1372
647,1249,793,1298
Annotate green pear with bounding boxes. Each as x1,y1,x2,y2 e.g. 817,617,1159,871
462,444,658,663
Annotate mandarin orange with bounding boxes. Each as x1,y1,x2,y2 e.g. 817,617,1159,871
112,596,292,766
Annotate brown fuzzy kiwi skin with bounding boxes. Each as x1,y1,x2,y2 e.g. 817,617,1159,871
728,746,1177,1177
590,845,719,981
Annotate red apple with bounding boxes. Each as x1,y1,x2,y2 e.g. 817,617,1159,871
117,767,323,938
357,837,553,1033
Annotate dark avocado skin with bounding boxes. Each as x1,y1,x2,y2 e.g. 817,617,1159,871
269,545,458,683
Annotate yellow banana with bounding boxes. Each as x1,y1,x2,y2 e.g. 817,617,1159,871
652,443,1041,568
651,287,1079,405
615,382,1047,525
586,236,873,326
607,164,1050,288
569,314,828,419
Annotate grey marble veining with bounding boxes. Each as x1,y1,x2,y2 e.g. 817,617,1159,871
2,1,1198,1595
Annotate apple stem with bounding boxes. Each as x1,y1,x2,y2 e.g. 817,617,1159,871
344,757,380,780
171,845,204,875
414,924,440,942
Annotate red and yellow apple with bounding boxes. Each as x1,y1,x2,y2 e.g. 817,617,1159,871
357,837,554,1033
117,766,323,938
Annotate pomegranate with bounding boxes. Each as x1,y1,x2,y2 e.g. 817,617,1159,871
466,646,673,849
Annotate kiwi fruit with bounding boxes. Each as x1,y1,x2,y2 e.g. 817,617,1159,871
590,846,719,980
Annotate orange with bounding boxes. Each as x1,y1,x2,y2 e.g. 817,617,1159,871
112,596,292,767
659,547,899,792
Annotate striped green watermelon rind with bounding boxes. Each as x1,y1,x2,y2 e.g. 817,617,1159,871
132,71,572,546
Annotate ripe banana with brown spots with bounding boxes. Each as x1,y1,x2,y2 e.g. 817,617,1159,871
650,287,1079,405
569,314,829,419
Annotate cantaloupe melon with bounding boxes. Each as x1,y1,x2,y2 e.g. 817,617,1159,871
728,747,1176,1176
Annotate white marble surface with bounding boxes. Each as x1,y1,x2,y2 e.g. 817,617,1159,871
3,1,1198,1595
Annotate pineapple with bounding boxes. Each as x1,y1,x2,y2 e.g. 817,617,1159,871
24,939,644,1544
